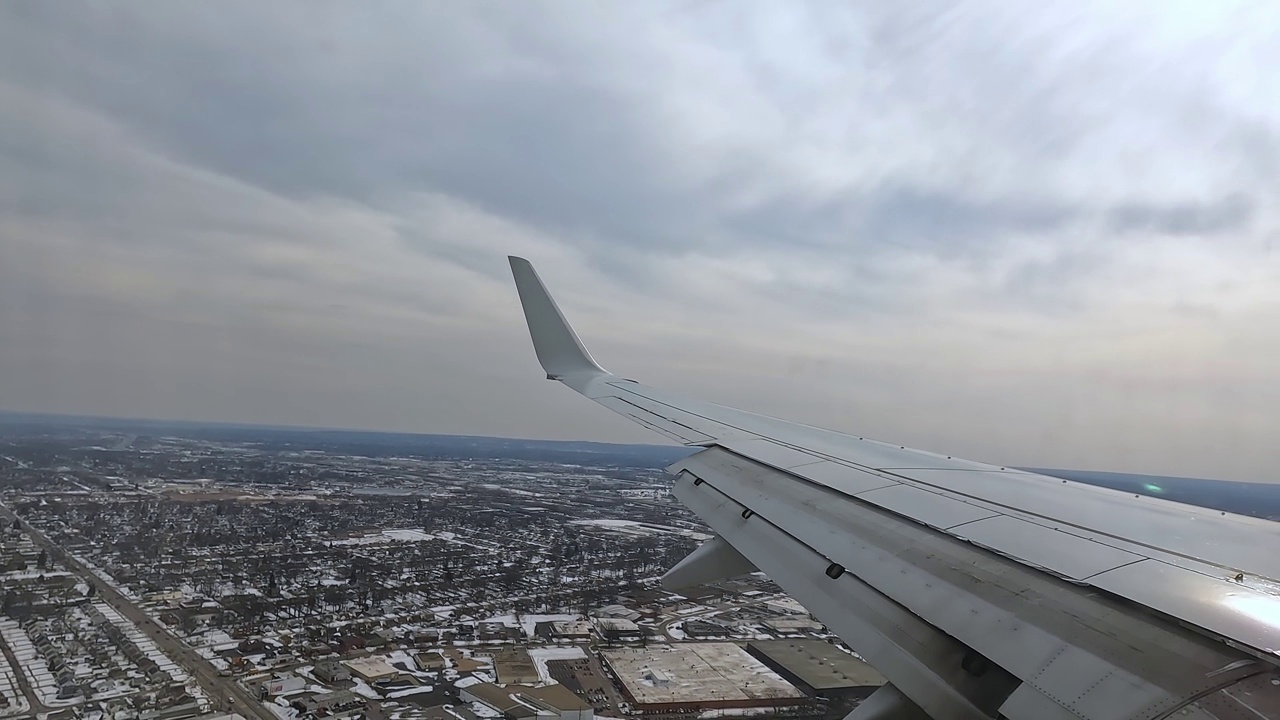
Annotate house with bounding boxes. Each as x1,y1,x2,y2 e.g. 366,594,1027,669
417,651,447,671
261,673,306,697
302,641,334,658
336,635,367,654
410,629,441,646
477,622,515,641
138,700,203,720
296,690,364,716
314,659,351,683
364,628,395,648
238,638,270,655
144,590,184,604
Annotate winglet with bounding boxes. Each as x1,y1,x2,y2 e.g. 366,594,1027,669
508,256,609,380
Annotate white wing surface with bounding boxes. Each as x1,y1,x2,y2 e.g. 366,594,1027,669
508,256,1280,720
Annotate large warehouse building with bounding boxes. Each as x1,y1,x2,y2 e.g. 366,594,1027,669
601,644,809,713
746,640,885,699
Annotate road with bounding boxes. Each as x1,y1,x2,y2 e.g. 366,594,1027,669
0,504,277,720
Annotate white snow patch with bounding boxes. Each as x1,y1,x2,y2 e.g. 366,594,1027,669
571,519,642,528
331,528,435,545
351,677,381,699
388,686,436,698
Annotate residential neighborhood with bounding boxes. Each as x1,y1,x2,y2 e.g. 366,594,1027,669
0,419,883,720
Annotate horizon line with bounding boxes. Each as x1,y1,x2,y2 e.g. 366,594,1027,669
0,408,676,448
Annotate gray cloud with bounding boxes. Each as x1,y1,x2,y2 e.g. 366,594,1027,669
3,1,1280,481
1107,194,1254,236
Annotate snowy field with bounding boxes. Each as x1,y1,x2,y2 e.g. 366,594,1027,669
330,528,436,545
481,613,581,639
330,528,494,551
569,519,712,541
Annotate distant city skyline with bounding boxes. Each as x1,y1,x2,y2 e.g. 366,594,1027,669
3,3,1280,481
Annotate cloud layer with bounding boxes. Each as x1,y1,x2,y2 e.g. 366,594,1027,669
2,1,1279,480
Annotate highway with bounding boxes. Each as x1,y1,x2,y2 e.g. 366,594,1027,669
0,503,277,720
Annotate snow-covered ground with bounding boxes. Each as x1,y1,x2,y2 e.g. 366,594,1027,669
351,677,381,699
569,519,712,541
190,629,237,647
330,528,435,545
266,697,300,720
526,646,587,684
481,613,581,639
0,568,72,582
571,519,644,529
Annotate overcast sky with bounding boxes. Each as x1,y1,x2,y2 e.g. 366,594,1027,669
1,2,1278,480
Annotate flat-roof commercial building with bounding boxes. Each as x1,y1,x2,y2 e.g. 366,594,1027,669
746,640,885,699
551,621,592,639
342,657,400,683
601,644,806,712
517,684,594,720
493,648,540,685
459,683,538,720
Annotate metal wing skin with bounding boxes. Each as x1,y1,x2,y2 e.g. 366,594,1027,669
507,256,1280,720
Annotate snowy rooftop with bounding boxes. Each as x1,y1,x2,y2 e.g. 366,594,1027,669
602,644,805,706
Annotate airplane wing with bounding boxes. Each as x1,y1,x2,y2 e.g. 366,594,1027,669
508,256,1280,720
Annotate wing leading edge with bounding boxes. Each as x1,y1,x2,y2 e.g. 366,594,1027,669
507,256,1280,720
